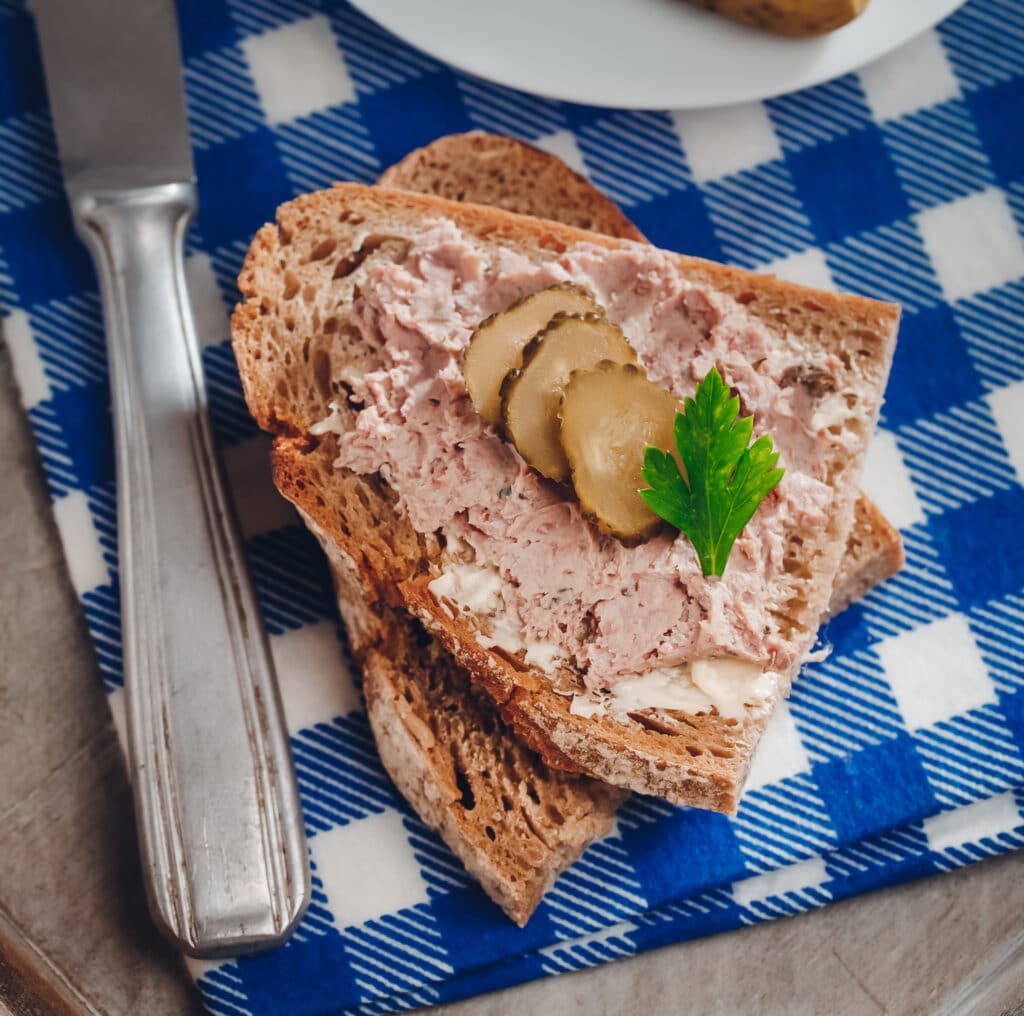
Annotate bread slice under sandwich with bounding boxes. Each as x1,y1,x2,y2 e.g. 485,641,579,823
380,132,904,614
233,184,899,812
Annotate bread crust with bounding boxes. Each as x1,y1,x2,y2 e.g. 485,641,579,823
378,131,645,242
828,495,905,617
233,183,900,809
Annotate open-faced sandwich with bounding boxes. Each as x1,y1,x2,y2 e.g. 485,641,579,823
231,144,900,924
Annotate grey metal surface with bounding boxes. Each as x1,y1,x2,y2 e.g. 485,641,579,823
32,0,193,194
30,0,310,957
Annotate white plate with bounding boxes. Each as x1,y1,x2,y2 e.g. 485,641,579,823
349,0,967,110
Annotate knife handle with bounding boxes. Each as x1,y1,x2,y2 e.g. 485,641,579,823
72,182,309,957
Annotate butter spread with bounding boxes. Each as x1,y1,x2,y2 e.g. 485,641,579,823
428,561,566,667
571,659,777,720
429,561,505,621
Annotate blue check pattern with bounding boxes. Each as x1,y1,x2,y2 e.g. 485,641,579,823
2,0,1023,1012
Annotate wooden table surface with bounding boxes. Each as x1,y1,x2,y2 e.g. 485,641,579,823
1,337,1023,1016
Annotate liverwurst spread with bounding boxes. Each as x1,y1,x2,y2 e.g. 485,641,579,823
314,220,843,702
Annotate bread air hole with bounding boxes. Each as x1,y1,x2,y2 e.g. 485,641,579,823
630,712,683,736
312,349,332,400
308,237,337,262
453,759,476,811
332,235,412,281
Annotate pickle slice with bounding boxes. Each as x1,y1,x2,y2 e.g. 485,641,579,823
501,315,638,482
463,283,599,427
559,361,680,544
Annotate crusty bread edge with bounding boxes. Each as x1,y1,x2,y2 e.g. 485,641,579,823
827,497,905,618
378,131,646,242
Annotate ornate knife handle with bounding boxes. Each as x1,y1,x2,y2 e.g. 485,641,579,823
72,182,309,957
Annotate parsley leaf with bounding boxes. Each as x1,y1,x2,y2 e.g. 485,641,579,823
640,367,784,577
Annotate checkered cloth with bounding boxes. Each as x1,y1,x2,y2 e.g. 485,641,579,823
2,0,1023,1011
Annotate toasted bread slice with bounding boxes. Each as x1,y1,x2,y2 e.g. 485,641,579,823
381,133,903,612
233,184,899,811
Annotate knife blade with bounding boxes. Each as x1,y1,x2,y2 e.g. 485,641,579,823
34,0,192,193
32,0,310,957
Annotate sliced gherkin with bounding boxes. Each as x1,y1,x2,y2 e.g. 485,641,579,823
559,361,680,544
500,314,637,482
463,283,599,427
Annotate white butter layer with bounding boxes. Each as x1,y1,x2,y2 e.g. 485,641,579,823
429,561,505,619
690,658,777,718
310,400,346,436
428,561,565,667
571,659,777,721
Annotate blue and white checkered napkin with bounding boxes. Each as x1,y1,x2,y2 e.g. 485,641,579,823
2,0,1023,1011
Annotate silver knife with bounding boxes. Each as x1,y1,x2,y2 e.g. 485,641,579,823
32,0,310,956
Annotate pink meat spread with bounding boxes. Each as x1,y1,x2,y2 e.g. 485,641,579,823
327,221,845,686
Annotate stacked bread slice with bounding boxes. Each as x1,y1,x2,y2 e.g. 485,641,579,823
231,134,901,924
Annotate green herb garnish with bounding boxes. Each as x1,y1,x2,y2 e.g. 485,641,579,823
640,367,784,577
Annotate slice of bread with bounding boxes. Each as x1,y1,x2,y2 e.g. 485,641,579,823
380,133,904,614
377,131,645,242
238,148,900,923
233,183,899,811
